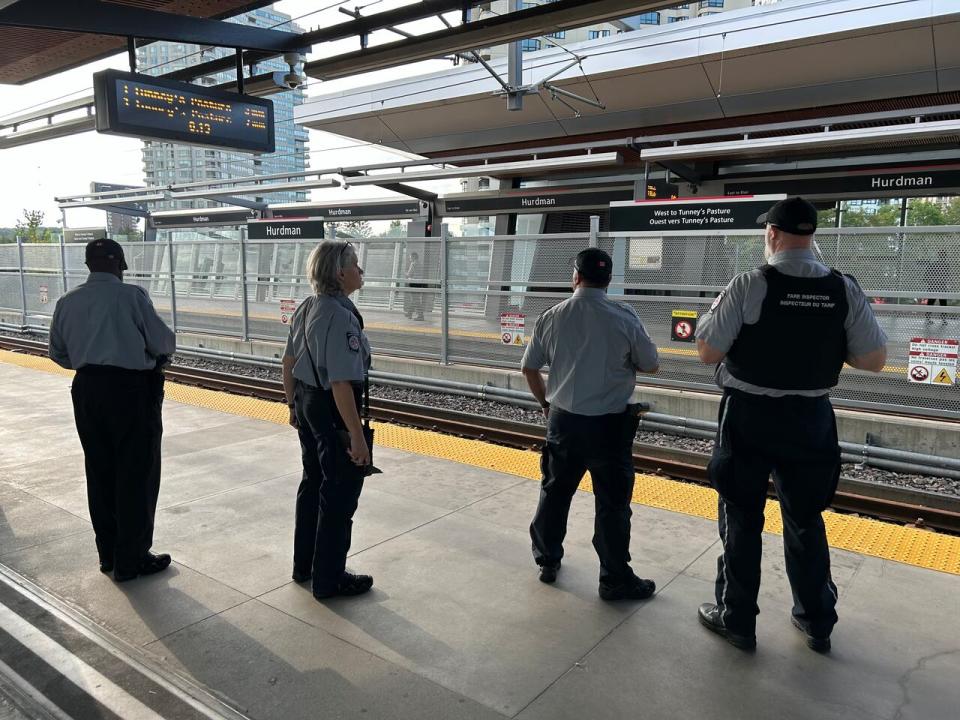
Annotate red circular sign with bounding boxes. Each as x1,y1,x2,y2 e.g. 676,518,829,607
910,366,929,381
502,332,512,343
675,320,693,339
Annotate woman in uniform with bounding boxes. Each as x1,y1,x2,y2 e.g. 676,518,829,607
281,240,373,600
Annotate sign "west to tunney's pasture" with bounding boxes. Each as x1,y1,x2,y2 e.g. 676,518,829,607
609,195,786,233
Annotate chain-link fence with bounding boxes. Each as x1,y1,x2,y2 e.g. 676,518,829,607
2,224,958,418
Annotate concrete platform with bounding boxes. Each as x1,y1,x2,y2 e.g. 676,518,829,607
1,359,958,720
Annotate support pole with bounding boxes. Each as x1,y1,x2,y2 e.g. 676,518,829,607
236,48,245,94
506,0,522,111
588,215,599,248
440,223,449,364
16,235,27,328
239,231,250,341
128,37,136,72
165,232,178,334
58,210,68,295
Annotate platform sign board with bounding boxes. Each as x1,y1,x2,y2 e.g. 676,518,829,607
671,310,697,342
907,338,958,385
94,69,275,153
63,227,107,243
39,285,48,305
610,195,786,233
500,312,526,346
280,299,297,326
248,220,324,241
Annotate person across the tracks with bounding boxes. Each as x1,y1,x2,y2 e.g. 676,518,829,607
282,240,375,600
522,247,660,600
694,196,887,652
49,238,175,582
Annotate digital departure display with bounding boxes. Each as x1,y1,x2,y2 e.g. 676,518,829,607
93,69,275,153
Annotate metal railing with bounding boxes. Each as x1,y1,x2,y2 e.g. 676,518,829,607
2,223,958,418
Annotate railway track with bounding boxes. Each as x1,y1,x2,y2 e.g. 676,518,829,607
2,334,959,533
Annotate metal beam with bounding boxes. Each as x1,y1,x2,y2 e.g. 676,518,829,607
98,204,149,219
202,195,269,210
371,183,438,202
0,0,306,53
0,116,95,149
639,120,960,163
304,1,677,81
162,1,488,84
652,161,700,184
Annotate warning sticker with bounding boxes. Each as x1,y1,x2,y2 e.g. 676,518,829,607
933,368,954,385
39,284,48,305
908,337,957,385
500,312,525,346
671,309,698,343
280,298,297,326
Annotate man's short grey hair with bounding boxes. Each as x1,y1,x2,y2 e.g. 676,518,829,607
306,240,356,295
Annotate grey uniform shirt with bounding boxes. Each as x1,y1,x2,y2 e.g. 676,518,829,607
49,272,176,371
522,287,659,416
284,293,371,389
696,248,887,397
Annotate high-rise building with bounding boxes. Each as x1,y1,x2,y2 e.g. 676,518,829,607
137,6,308,210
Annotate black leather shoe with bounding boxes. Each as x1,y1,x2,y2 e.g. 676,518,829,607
791,617,831,653
292,568,311,583
599,576,656,601
697,603,756,650
99,560,114,574
539,563,560,584
114,553,172,583
313,572,373,599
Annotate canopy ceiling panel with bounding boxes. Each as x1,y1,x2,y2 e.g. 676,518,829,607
0,0,271,84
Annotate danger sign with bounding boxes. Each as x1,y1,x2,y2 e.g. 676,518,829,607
500,312,526,346
908,337,957,386
39,284,48,305
671,309,698,343
280,298,297,326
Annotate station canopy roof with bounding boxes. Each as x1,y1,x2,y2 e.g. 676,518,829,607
0,0,274,85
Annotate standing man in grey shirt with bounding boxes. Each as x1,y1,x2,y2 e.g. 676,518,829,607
694,197,887,652
522,248,660,601
49,239,176,582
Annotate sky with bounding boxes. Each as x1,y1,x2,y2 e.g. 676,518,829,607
0,0,465,227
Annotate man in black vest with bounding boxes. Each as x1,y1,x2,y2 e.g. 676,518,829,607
694,197,887,652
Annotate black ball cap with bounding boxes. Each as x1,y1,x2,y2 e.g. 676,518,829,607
573,247,613,284
756,196,818,236
85,238,128,270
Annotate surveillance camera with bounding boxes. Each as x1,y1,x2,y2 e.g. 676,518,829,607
272,71,305,90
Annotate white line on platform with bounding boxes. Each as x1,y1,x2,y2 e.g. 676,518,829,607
0,603,166,720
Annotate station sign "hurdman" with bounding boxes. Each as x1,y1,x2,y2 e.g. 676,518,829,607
247,219,325,240
725,168,960,198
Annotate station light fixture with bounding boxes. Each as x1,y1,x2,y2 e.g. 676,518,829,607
639,120,960,162
342,152,622,186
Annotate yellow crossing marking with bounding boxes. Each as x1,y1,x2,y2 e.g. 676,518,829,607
2,349,956,576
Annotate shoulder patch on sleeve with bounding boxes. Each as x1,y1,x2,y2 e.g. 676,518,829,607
347,332,361,352
709,289,726,313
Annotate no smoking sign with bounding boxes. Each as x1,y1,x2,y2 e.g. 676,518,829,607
671,310,698,343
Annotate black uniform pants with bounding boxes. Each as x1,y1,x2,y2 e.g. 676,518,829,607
708,388,841,637
530,407,639,584
71,367,164,573
292,381,365,595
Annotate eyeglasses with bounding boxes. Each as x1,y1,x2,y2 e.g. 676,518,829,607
337,242,364,275
337,242,354,271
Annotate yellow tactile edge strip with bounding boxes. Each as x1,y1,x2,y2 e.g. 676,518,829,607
3,348,958,576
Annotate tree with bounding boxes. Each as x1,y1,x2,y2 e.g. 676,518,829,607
332,220,373,239
15,209,53,243
905,200,945,226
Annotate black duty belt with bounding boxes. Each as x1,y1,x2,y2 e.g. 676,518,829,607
76,365,159,377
